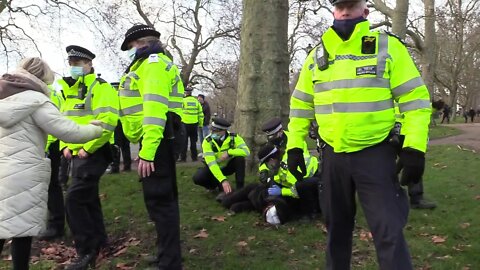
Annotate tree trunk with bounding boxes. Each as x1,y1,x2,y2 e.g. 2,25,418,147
391,0,409,39
421,0,436,98
235,0,289,171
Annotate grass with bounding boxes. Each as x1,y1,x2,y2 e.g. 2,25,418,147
429,125,462,140
1,136,479,269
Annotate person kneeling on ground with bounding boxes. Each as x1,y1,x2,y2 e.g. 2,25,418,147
192,117,250,196
258,143,321,219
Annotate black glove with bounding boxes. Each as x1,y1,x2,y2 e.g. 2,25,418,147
399,148,425,186
287,148,306,181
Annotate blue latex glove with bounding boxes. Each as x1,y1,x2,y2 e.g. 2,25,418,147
268,185,282,196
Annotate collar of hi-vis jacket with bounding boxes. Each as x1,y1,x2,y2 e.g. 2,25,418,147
63,73,97,95
322,20,371,55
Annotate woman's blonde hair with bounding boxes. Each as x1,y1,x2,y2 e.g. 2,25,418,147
17,57,55,84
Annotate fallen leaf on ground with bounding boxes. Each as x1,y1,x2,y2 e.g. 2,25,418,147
194,229,209,239
116,263,133,270
247,236,256,241
236,241,248,247
474,195,480,200
431,235,447,244
460,223,470,229
211,216,226,222
113,247,128,257
435,255,452,260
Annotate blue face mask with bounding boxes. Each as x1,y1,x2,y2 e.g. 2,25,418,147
70,66,84,80
128,47,137,61
211,133,221,140
332,16,366,40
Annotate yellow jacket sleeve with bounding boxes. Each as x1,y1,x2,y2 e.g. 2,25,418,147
226,135,250,157
287,50,316,150
389,37,431,153
83,83,119,154
202,138,226,182
139,60,171,161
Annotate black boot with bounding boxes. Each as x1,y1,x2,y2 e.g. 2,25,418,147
411,199,437,209
65,253,96,270
38,227,64,241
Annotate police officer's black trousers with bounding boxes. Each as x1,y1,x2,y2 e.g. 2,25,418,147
0,237,32,270
47,140,65,231
295,177,320,216
322,143,412,270
59,155,70,187
65,146,109,256
140,138,182,270
193,157,246,190
113,121,131,170
181,123,199,161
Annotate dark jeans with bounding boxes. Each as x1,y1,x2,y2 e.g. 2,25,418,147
192,157,246,190
181,123,199,161
65,144,110,255
140,137,182,270
322,143,412,270
0,237,32,270
47,140,65,230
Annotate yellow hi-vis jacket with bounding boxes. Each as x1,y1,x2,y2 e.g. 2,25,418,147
259,153,318,198
58,74,119,155
45,85,65,151
202,132,250,182
182,95,204,126
287,21,431,153
118,53,184,161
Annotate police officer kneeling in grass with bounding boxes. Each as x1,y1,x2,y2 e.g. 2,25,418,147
286,0,431,268
193,117,250,196
258,143,320,220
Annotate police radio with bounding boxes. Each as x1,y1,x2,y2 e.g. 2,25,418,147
316,41,329,71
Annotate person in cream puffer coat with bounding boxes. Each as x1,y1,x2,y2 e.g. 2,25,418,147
0,57,103,269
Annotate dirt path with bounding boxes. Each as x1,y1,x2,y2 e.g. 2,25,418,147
429,123,480,151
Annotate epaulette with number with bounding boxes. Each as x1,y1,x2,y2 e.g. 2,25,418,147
383,31,406,45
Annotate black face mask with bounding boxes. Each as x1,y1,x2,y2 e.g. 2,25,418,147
332,16,366,40
268,133,285,147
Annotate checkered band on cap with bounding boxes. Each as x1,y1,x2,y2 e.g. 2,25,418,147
211,121,228,130
68,49,93,60
126,27,156,39
259,147,278,164
265,124,283,136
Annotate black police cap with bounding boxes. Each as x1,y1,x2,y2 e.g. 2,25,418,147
66,45,96,60
261,117,283,136
121,24,160,51
329,0,366,5
211,117,231,131
257,143,279,164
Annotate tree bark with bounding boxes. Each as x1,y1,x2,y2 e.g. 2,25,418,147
235,0,289,171
421,0,436,98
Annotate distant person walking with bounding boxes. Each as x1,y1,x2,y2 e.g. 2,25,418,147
468,107,475,123
441,105,450,124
